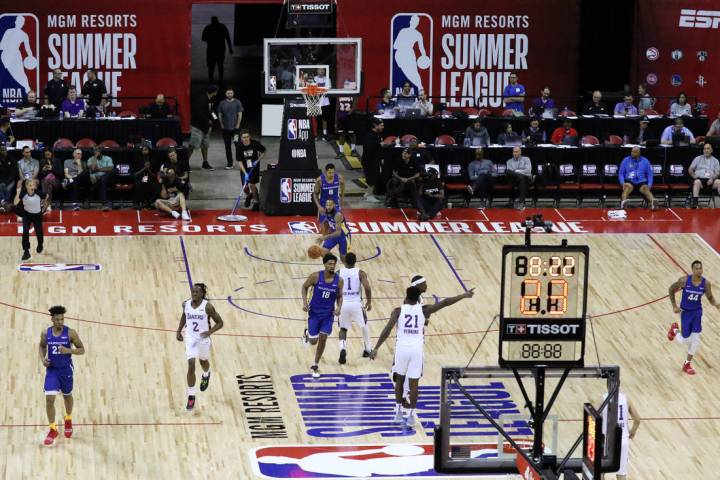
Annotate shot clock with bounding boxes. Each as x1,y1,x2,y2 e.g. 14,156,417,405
499,243,589,367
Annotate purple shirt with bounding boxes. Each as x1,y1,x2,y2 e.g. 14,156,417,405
61,98,86,117
531,97,555,114
613,102,638,116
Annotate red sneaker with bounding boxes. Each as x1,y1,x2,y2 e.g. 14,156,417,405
682,362,696,375
667,322,678,341
43,428,59,446
64,418,73,438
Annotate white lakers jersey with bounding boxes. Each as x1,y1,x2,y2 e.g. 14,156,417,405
184,299,209,338
602,392,629,437
340,268,362,304
396,303,425,347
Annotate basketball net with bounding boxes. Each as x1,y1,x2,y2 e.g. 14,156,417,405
300,84,328,117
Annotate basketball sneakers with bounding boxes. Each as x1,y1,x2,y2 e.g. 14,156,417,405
64,417,73,438
682,361,696,375
43,428,59,446
667,322,678,341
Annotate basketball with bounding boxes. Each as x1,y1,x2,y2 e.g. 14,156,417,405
307,245,323,259
23,56,38,70
417,55,431,69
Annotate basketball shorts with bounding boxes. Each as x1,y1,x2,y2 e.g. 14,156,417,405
680,309,703,338
189,126,210,149
624,181,648,194
44,365,74,395
393,345,424,379
322,234,349,255
247,168,260,185
338,302,366,330
185,336,212,360
615,436,630,475
308,311,334,338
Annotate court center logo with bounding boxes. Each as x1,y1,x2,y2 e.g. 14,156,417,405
0,13,39,107
390,13,433,97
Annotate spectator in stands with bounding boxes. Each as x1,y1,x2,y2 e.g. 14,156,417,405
160,148,189,195
529,86,555,117
14,90,39,119
619,146,657,210
189,84,218,171
110,151,135,207
0,117,15,146
464,119,490,147
661,118,696,145
551,119,579,145
706,112,720,137
0,146,16,212
582,90,608,115
497,122,520,145
522,118,547,145
236,130,266,210
361,118,384,202
61,86,85,118
417,167,443,221
465,148,494,208
398,81,415,99
376,88,395,114
87,146,114,210
407,137,434,169
627,117,656,145
506,146,532,210
614,95,638,116
44,68,68,111
202,16,233,84
670,92,692,117
145,94,173,119
17,146,39,184
637,83,655,114
155,167,190,220
63,148,89,211
38,150,59,212
502,73,525,114
386,148,420,208
413,90,433,116
217,87,244,170
134,146,160,209
688,143,720,208
82,68,107,111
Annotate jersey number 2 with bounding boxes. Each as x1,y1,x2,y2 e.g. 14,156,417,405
192,322,199,332
404,314,419,328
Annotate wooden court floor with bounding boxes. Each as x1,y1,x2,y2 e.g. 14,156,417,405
1,232,719,479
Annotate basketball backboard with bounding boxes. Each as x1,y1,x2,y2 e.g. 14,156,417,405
263,38,362,96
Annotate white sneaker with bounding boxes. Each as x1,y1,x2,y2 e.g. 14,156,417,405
310,365,320,379
181,210,190,221
171,211,180,219
404,412,416,428
393,409,405,424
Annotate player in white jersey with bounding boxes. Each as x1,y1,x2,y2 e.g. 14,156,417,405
394,275,428,405
601,391,640,479
337,252,373,364
370,285,474,428
176,283,224,411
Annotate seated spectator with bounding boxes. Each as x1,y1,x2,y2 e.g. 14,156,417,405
688,143,720,208
160,148,189,189
465,148,494,207
529,86,555,117
463,119,490,147
14,90,40,119
661,118,695,145
62,148,90,211
376,88,395,113
111,151,135,207
497,122,520,145
619,146,657,210
87,146,115,210
60,86,86,118
637,83,654,114
0,146,16,212
522,118,546,145
614,95,638,116
155,167,190,220
503,72,526,114
706,112,720,137
669,92,693,117
397,81,416,101
506,147,532,209
17,146,39,184
413,90,433,116
417,167,443,221
407,137,434,169
582,90,609,115
551,119,579,145
0,117,15,146
237,130,266,210
145,93,173,119
386,148,420,208
134,146,160,209
38,150,60,212
627,117,656,145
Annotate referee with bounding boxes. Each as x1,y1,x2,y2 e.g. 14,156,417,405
13,179,46,260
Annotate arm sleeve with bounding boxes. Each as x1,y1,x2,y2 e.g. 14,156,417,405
685,128,695,142
660,127,672,142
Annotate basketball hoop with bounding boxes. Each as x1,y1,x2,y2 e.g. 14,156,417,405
300,84,328,117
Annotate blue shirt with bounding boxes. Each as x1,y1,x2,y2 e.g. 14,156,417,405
618,155,653,186
613,103,639,115
46,326,73,370
661,126,695,143
503,83,526,112
530,97,555,115
308,272,340,315
680,275,705,311
376,100,395,113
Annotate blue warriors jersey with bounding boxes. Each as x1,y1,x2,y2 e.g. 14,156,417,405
309,271,340,315
680,275,706,311
320,173,340,207
46,326,72,369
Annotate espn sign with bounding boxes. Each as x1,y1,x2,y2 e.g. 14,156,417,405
679,9,720,28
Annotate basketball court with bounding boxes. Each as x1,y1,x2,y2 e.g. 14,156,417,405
1,207,718,478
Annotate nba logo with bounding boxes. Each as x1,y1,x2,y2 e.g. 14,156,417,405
287,119,297,140
390,13,433,97
280,178,292,203
0,14,39,107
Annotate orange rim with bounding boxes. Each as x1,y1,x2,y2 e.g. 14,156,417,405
300,84,328,97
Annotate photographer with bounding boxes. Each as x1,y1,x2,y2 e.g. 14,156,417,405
417,168,444,221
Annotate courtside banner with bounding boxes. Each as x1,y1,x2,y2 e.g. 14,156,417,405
633,0,720,113
337,0,579,110
0,1,190,130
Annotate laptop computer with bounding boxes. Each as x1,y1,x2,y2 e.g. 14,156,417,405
15,140,34,150
672,132,690,147
504,135,523,147
403,108,423,118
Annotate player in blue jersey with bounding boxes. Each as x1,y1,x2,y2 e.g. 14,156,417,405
38,305,85,446
667,260,719,375
316,198,350,263
313,163,345,223
301,253,344,378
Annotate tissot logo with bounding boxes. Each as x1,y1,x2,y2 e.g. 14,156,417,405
506,324,527,334
527,324,579,335
679,9,720,29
